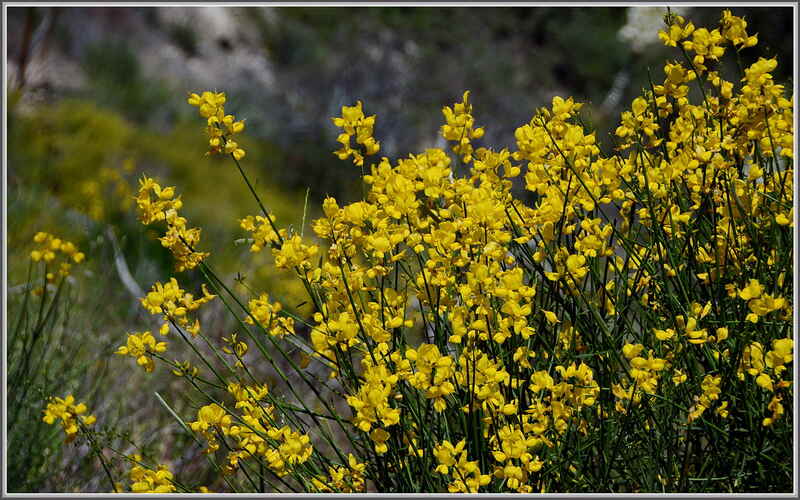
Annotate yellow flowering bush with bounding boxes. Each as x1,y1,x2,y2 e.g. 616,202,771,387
44,10,792,493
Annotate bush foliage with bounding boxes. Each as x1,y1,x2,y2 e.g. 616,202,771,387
25,10,793,493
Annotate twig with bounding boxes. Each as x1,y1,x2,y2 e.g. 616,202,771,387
106,226,144,299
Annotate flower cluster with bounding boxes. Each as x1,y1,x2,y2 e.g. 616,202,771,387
115,331,167,373
239,216,320,276
612,344,668,413
122,455,177,493
189,384,314,477
345,355,403,439
738,337,793,415
488,425,544,492
139,277,216,336
187,91,246,160
406,344,457,412
687,374,723,423
441,90,485,163
244,293,296,338
433,440,491,493
310,454,367,493
137,175,209,272
189,403,232,454
42,395,96,442
116,278,215,373
739,278,787,323
720,10,758,48
331,101,380,166
29,231,85,281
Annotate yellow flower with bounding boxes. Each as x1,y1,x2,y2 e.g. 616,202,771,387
139,278,215,337
191,403,231,432
245,293,295,338
721,10,758,48
188,91,246,159
42,395,96,442
331,101,380,166
29,232,85,279
126,455,177,493
116,331,168,373
738,279,763,300
110,12,795,489
369,427,391,454
136,175,209,271
406,343,456,412
658,16,695,47
672,369,687,386
441,91,484,163
542,309,560,325
433,439,490,492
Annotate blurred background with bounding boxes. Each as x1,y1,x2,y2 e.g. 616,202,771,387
6,6,793,492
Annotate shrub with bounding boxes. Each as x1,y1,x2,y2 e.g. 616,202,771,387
45,10,792,493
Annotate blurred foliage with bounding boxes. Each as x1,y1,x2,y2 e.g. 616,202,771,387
166,22,198,58
8,96,314,315
540,9,630,98
11,98,136,222
81,40,172,124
